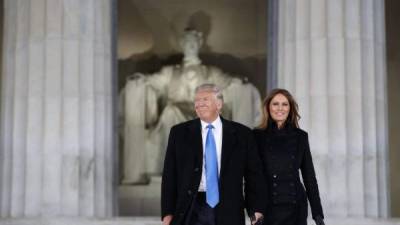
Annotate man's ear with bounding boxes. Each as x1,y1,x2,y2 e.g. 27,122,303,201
216,100,223,111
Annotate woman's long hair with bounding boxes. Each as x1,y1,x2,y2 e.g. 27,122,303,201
258,88,300,129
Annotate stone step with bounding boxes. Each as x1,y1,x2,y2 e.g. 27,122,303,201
0,217,400,225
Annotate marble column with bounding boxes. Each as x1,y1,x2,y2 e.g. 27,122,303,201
276,0,389,218
0,0,115,218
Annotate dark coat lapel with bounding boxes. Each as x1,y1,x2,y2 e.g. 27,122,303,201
219,117,237,182
188,117,237,183
188,118,203,166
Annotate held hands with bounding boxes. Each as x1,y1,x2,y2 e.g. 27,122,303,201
314,215,325,225
162,215,173,225
250,212,264,225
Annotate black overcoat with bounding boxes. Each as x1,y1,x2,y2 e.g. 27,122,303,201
253,124,324,224
161,117,266,225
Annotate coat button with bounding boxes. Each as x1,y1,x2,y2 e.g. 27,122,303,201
273,183,277,187
194,167,199,172
273,192,277,196
290,183,294,186
291,155,295,159
273,174,277,178
187,190,192,195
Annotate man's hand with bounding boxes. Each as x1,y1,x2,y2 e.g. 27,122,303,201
251,212,264,225
162,215,173,225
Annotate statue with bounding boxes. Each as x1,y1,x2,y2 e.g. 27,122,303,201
119,29,262,184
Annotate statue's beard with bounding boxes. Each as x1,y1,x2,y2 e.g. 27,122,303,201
183,55,201,67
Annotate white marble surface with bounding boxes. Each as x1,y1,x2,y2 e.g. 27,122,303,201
118,177,161,216
0,0,114,218
277,0,388,218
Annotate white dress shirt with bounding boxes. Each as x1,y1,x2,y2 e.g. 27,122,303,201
198,116,223,192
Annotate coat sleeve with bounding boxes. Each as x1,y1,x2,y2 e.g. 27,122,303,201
161,126,178,220
300,132,324,219
251,129,269,203
244,130,267,216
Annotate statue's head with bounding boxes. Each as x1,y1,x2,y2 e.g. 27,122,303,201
179,28,203,58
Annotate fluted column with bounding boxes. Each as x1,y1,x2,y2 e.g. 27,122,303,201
277,0,388,218
0,0,115,218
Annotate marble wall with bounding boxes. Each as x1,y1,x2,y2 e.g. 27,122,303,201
117,0,268,94
118,0,267,58
276,0,390,218
0,0,115,217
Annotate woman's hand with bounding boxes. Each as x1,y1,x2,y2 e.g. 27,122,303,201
251,212,264,225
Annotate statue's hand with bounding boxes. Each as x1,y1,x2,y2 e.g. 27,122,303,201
128,72,145,81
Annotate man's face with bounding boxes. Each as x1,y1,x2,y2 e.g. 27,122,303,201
194,90,222,123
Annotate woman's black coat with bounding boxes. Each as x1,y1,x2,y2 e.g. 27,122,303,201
253,124,324,222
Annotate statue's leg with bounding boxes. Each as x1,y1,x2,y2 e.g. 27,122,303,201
147,105,190,175
122,124,148,184
121,81,148,184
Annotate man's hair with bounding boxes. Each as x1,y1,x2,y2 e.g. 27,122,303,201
195,83,224,103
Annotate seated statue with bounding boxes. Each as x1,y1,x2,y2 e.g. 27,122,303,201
119,29,262,184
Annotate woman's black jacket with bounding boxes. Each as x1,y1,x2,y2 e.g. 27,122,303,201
253,124,324,219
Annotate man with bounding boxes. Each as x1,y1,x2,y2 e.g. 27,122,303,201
161,83,266,225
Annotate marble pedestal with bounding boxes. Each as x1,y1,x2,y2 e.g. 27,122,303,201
118,176,161,216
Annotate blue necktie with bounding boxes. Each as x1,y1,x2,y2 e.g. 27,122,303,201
205,124,219,208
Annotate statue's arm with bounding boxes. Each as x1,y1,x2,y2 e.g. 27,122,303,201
118,87,126,136
124,67,173,127
145,67,173,95
127,69,170,94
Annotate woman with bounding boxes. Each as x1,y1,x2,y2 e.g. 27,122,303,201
253,89,325,225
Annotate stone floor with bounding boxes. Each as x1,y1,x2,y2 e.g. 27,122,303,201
0,217,400,225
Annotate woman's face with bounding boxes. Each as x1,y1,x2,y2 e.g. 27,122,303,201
269,93,290,126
